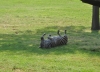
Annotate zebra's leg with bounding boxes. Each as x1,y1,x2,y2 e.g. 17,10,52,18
65,30,66,34
57,30,61,36
64,30,68,44
40,33,46,48
42,33,46,37
64,30,67,37
41,33,46,40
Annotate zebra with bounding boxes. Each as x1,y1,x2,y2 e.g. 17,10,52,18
39,30,68,49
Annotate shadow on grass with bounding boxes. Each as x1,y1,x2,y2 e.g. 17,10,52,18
0,25,100,56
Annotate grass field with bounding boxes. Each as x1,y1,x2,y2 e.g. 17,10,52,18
0,0,100,72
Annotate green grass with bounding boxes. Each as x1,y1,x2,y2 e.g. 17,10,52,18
0,0,100,72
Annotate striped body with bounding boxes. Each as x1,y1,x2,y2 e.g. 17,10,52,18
39,30,68,49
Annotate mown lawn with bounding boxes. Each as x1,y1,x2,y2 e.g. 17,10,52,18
0,0,100,72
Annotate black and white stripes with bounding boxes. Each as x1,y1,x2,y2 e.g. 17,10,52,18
39,30,68,49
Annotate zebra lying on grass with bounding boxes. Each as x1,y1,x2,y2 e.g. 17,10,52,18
39,30,68,49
